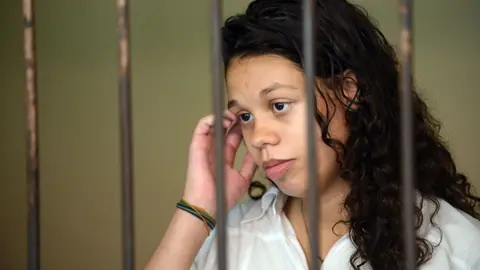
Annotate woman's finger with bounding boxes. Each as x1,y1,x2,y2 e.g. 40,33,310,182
239,152,258,181
225,122,243,166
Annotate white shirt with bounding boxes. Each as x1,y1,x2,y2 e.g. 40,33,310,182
191,186,480,270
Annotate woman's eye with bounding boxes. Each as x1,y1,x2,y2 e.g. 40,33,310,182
272,102,290,112
239,113,253,123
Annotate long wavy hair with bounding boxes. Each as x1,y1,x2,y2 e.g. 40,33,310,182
220,0,480,269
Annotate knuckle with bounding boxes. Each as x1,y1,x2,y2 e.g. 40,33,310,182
199,115,213,124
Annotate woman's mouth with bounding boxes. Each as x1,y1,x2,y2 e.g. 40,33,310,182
263,159,295,180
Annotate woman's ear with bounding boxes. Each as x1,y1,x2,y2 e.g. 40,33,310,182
342,70,360,110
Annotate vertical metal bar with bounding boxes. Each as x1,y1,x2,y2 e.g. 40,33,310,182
211,0,227,269
117,0,135,269
399,0,416,269
23,0,40,269
303,0,319,270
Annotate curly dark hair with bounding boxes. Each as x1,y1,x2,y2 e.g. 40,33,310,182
220,0,480,269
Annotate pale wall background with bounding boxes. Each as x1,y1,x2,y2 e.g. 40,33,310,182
1,1,479,270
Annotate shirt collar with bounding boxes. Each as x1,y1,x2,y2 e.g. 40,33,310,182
241,186,430,228
242,185,287,223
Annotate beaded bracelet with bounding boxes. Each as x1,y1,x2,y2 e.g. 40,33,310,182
176,199,216,233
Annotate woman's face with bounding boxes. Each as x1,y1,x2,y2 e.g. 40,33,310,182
226,54,352,197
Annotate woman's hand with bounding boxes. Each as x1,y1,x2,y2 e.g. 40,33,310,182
182,110,258,217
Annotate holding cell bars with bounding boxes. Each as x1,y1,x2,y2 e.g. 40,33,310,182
302,0,320,269
399,1,416,269
21,0,413,269
21,0,414,269
210,1,228,269
22,0,40,269
116,0,135,269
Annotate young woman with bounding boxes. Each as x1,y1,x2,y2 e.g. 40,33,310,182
145,0,480,269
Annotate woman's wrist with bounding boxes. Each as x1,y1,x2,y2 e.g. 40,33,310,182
181,195,216,218
176,199,216,233
172,208,211,239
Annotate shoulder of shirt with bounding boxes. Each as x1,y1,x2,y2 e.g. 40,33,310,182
226,185,285,227
190,186,283,269
419,196,480,269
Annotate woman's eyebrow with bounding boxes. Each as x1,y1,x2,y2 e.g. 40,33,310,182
227,82,297,109
259,82,297,97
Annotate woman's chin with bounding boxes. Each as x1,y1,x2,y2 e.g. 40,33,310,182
271,173,308,198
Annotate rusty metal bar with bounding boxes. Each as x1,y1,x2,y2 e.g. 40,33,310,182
116,0,135,269
399,0,416,269
303,0,319,269
211,0,227,269
23,0,40,269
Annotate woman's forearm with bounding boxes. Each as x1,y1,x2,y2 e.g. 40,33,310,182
144,209,209,270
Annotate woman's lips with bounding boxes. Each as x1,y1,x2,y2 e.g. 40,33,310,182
264,159,294,179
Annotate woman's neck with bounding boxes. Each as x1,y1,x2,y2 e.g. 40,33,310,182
301,181,350,228
284,180,350,261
